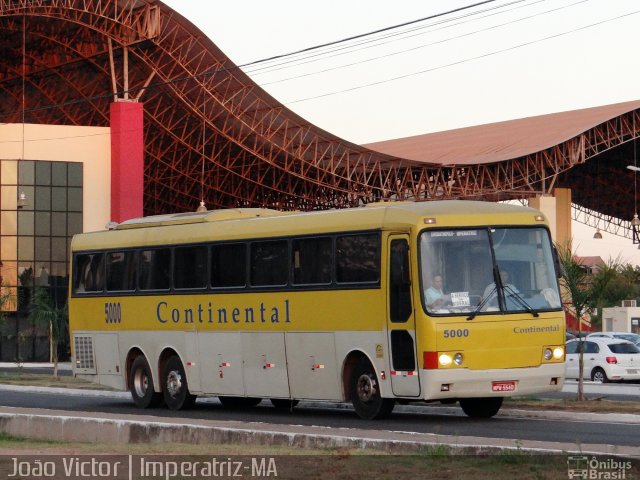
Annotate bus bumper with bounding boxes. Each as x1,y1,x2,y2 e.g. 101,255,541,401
421,364,565,400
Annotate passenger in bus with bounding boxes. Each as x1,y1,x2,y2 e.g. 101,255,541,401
482,270,519,306
75,256,92,292
425,274,450,310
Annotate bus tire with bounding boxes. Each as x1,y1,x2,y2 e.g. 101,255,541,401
459,397,503,418
129,356,163,409
162,355,197,410
350,357,395,419
219,396,262,408
270,398,299,411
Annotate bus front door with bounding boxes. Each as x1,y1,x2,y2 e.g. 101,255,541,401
387,235,421,397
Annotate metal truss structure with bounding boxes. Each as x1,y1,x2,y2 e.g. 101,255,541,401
1,0,639,229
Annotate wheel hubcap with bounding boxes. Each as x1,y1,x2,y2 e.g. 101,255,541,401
166,370,183,398
356,373,377,402
133,369,148,398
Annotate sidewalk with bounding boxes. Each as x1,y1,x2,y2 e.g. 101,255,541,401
0,362,72,371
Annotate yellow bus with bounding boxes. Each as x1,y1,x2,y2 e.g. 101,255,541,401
69,201,565,419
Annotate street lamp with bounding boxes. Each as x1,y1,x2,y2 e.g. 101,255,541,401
17,191,27,209
632,214,640,245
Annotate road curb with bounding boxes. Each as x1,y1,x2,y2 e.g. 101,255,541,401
0,408,635,458
0,405,638,458
0,384,638,457
1,383,638,424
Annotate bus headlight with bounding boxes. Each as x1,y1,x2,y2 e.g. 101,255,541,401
453,352,464,366
439,354,452,366
543,348,553,361
553,347,564,359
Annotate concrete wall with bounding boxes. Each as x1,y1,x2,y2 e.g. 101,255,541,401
600,306,640,333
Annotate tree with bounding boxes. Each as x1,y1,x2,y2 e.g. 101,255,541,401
556,241,592,401
28,287,67,377
587,259,639,327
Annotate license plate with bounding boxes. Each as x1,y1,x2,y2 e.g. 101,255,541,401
492,381,516,392
626,369,638,374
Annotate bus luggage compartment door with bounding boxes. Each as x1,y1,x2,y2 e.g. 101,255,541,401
242,332,290,398
285,332,339,400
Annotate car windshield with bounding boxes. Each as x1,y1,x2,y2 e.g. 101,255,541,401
420,227,561,316
613,334,640,343
608,343,640,354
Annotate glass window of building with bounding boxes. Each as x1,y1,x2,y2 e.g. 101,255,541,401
1,160,82,362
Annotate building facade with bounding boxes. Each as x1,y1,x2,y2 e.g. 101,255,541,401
0,123,110,361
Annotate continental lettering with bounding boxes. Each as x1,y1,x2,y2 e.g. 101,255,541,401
513,325,560,334
156,299,292,325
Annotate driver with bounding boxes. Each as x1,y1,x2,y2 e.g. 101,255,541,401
425,274,451,310
482,270,519,305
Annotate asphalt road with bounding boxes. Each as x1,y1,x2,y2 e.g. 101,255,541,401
0,387,638,448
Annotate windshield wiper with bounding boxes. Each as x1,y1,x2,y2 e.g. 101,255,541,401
503,285,539,317
467,285,540,321
467,286,496,321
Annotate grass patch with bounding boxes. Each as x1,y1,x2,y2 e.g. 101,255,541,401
0,435,617,480
505,397,640,414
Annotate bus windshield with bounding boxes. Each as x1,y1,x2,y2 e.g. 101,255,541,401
420,227,561,316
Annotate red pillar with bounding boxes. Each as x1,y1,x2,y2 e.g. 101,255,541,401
110,101,144,223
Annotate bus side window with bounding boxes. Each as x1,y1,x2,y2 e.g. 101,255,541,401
250,240,288,286
292,237,331,285
139,248,171,290
174,245,207,289
74,253,104,293
106,251,136,292
211,243,246,288
336,234,380,284
74,254,91,293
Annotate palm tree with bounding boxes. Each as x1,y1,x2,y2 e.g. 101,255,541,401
28,287,67,377
556,241,592,401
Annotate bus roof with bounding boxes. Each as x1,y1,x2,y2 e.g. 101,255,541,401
72,201,547,251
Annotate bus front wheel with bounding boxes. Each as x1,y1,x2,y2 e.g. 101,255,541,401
459,397,503,418
162,356,197,410
129,356,163,409
350,358,395,419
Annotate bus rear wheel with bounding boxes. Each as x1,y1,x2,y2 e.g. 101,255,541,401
350,358,395,419
129,356,163,409
459,397,503,418
162,356,196,410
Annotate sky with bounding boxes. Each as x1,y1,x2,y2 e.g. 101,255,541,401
163,0,640,265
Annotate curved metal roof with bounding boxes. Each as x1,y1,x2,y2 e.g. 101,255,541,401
1,0,638,229
366,100,640,166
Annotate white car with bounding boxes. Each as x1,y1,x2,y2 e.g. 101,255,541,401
587,331,640,347
565,338,640,383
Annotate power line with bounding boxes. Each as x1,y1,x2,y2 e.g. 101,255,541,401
244,0,543,76
0,2,633,121
236,1,498,69
285,9,640,105
258,0,588,87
